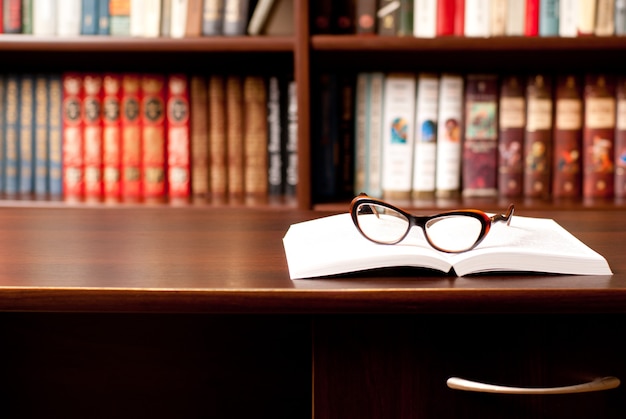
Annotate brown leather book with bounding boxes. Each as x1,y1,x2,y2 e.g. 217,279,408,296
189,75,209,201
498,75,525,198
226,75,245,205
121,74,142,202
243,75,269,205
140,74,167,203
208,75,228,205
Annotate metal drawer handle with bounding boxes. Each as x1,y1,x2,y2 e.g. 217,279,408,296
447,376,620,394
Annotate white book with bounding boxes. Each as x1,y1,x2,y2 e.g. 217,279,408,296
170,0,188,38
595,0,615,36
490,0,506,36
413,0,436,38
381,73,416,200
56,0,82,36
33,0,57,36
464,0,491,37
578,0,597,35
247,0,274,35
412,73,439,196
559,0,578,37
435,74,464,197
283,213,613,279
143,0,163,37
505,0,524,35
130,0,146,36
367,73,385,199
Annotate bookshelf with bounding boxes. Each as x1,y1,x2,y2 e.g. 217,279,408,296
4,1,626,210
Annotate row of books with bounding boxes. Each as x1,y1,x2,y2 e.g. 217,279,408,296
313,71,626,203
0,0,292,37
0,71,297,205
314,0,626,37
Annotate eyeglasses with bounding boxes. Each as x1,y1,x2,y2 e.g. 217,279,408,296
349,194,515,253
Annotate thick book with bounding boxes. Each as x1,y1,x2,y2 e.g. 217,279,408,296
98,0,110,34
208,74,228,205
34,74,49,198
523,74,553,200
498,75,525,198
616,76,626,199
81,0,99,35
284,78,298,202
0,76,5,193
33,0,57,35
18,74,35,197
538,0,558,36
226,75,245,204
412,73,439,198
57,0,82,36
524,0,539,36
109,0,130,35
559,0,577,37
167,73,192,202
202,0,224,35
121,73,142,202
189,75,208,201
595,0,615,36
185,0,203,36
3,0,22,33
462,74,498,198
355,0,377,35
140,74,167,203
490,0,506,36
552,75,583,199
223,0,250,36
414,0,436,38
436,0,456,36
102,73,123,202
62,72,85,201
267,75,284,201
583,74,616,199
464,0,490,37
282,212,613,279
243,75,269,205
82,73,104,202
48,74,64,199
4,75,20,196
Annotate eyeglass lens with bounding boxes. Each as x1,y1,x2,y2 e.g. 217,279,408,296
356,203,485,252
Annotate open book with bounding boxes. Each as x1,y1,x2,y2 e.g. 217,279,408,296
282,213,612,279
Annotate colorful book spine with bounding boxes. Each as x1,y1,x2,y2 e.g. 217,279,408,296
3,0,23,33
83,73,104,202
538,0,558,36
498,75,525,198
19,75,35,196
552,75,583,199
98,0,111,34
102,73,122,202
381,73,416,200
435,73,464,198
62,72,85,201
436,0,456,36
109,0,131,35
167,74,192,202
412,73,439,198
523,74,553,199
243,75,269,205
140,74,167,203
583,74,616,199
462,74,498,198
48,74,64,198
34,74,49,198
616,76,626,199
121,74,142,202
81,0,99,34
22,0,33,34
4,75,20,196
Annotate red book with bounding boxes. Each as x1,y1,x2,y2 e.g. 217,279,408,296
3,0,21,33
552,75,583,199
525,0,539,36
498,75,525,198
121,74,142,202
616,77,626,199
0,0,4,33
62,73,85,201
454,0,465,36
166,74,191,202
583,74,616,200
140,74,167,203
437,0,456,36
83,73,104,202
102,74,123,202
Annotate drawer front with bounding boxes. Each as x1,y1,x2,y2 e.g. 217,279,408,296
314,314,626,419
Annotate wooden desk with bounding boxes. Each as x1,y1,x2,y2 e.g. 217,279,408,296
0,206,625,418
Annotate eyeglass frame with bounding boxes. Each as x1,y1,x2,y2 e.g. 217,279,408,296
349,194,515,253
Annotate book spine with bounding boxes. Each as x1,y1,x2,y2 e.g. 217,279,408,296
81,0,99,35
381,73,416,200
0,76,5,193
130,0,146,36
19,75,35,197
167,73,192,202
4,0,22,33
332,0,356,34
169,0,188,38
48,74,63,199
353,73,368,195
538,0,558,36
267,75,284,200
435,73,464,198
247,0,274,35
284,78,298,201
208,75,228,205
616,0,626,35
552,75,583,199
524,0,539,36
102,73,122,202
462,74,498,198
616,76,626,199
378,0,400,35
337,73,356,199
505,0,525,35
524,74,553,199
595,0,615,36
464,0,490,37
62,72,84,201
490,0,506,36
583,74,616,199
355,0,377,35
414,0,437,38
226,75,245,204
184,0,202,37
140,74,167,203
98,0,111,34
223,0,250,36
454,0,465,35
498,75,525,198
160,0,172,36
34,74,49,198
83,73,104,202
367,72,385,198
121,73,142,202
412,72,439,198
4,75,20,196
243,75,269,205
202,0,224,35
22,0,33,34
310,0,332,34
577,0,597,36
558,0,578,37
57,0,82,36
436,0,456,36
33,0,57,36
109,0,131,35
312,73,337,201
144,0,162,37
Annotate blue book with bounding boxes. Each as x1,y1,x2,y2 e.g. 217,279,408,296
48,74,64,199
34,74,49,198
81,0,99,35
98,0,110,35
539,0,559,36
19,75,35,196
4,74,20,196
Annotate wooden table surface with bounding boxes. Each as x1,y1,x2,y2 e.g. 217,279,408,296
0,205,624,313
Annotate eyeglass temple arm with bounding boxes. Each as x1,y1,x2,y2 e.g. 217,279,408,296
491,204,515,226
